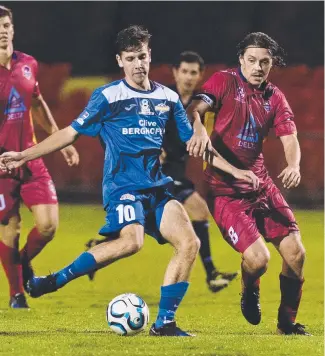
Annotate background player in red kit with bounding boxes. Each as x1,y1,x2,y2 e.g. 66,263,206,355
0,6,79,308
187,32,310,335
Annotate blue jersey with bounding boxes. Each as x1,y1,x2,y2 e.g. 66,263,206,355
71,79,193,208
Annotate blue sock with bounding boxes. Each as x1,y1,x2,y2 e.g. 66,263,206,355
155,281,189,328
54,252,97,288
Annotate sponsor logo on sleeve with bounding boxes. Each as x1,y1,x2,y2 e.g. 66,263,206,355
76,111,89,125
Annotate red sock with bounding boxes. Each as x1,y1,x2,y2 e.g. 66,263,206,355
278,273,304,325
0,240,24,296
20,227,49,261
241,262,260,289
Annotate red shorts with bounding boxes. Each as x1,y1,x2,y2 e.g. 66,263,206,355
0,164,58,225
208,183,299,253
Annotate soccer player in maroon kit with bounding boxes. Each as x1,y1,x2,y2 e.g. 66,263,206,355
187,32,310,335
0,6,79,308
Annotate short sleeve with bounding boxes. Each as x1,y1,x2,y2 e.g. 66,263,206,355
273,90,297,137
172,98,193,143
71,88,109,137
194,72,229,109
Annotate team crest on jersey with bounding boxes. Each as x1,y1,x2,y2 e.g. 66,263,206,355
120,194,135,201
263,101,271,113
234,87,246,103
22,65,32,80
155,102,170,115
139,99,154,115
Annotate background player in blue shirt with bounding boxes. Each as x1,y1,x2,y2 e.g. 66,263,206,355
161,51,238,293
0,25,259,336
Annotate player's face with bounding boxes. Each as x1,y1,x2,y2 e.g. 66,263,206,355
116,43,151,87
239,47,273,86
0,16,14,49
172,62,202,94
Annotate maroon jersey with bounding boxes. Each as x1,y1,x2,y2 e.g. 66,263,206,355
197,67,297,196
0,51,45,179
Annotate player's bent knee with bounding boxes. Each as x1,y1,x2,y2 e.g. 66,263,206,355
126,239,144,255
288,245,306,266
246,250,270,272
37,222,57,241
119,224,144,256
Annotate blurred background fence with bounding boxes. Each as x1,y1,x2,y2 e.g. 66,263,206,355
3,1,324,208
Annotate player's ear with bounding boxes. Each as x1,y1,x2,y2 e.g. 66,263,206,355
239,55,244,66
116,54,123,68
148,48,152,63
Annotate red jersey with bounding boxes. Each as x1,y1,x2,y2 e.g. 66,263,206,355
197,67,296,196
0,51,45,179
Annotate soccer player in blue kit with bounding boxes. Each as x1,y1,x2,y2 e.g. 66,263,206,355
0,25,259,336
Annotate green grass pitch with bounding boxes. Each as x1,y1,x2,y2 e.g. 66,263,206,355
0,205,323,356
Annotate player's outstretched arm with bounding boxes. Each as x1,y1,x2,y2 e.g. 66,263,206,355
204,148,260,190
0,126,79,172
278,133,301,189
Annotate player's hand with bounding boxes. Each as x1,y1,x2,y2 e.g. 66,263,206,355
233,169,260,190
0,151,25,173
277,165,301,189
61,145,79,166
186,120,211,157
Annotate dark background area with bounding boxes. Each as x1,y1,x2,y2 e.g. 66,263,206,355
3,1,324,75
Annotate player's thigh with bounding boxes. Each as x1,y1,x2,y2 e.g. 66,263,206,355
0,215,21,246
272,231,305,265
92,223,145,264
209,195,261,253
159,199,199,249
0,178,21,226
30,204,59,234
242,237,270,270
183,191,210,221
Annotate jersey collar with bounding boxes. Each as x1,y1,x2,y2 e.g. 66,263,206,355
122,79,156,94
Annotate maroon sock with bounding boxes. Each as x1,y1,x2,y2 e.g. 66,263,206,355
20,227,49,261
241,262,260,289
0,240,24,296
278,273,304,325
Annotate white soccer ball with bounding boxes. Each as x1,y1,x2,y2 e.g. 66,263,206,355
106,293,149,336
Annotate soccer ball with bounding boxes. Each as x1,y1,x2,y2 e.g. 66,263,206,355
106,293,149,336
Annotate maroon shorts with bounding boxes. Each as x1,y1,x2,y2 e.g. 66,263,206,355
208,183,299,253
0,167,58,225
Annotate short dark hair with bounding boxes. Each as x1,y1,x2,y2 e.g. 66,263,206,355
173,51,205,72
116,25,151,55
0,5,13,23
236,32,286,67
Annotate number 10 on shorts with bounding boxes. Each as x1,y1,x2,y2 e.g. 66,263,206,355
116,204,136,224
228,226,239,245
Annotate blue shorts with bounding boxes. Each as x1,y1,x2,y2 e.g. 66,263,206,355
98,184,174,244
